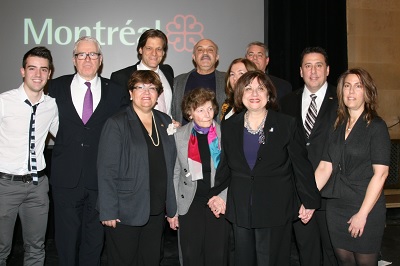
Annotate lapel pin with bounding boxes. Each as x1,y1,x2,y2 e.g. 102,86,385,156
329,97,333,100
269,127,274,132
161,123,164,127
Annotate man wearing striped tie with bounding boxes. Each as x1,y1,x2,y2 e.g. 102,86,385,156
280,47,339,266
0,46,59,265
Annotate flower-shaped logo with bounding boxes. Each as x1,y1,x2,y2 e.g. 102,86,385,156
166,14,204,52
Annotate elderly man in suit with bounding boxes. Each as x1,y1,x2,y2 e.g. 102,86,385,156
245,41,292,101
110,29,174,116
171,39,226,125
280,47,339,266
48,36,129,266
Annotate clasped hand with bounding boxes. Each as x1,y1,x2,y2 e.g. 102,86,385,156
207,196,226,218
298,204,315,224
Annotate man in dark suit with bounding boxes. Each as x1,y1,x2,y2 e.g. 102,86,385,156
48,36,129,266
245,41,292,100
110,29,174,116
280,47,338,266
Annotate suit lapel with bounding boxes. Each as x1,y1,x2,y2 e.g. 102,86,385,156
62,76,84,125
255,110,277,168
311,86,336,133
232,112,249,171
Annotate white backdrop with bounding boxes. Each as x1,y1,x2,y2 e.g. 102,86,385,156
0,0,264,92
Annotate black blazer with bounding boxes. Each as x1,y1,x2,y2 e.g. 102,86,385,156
280,84,338,170
268,74,292,100
97,106,177,226
215,110,320,229
48,75,130,189
110,61,174,91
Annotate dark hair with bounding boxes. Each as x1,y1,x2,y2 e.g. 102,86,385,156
22,46,53,71
137,29,168,61
128,70,163,96
335,68,378,129
181,88,219,121
224,58,258,107
300,47,329,66
234,70,278,112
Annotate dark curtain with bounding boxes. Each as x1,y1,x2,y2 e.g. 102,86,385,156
267,0,348,91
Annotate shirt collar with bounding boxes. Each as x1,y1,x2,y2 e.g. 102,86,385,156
137,61,160,73
75,73,99,88
18,82,45,105
303,81,328,99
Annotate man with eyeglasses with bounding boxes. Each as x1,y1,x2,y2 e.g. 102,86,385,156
47,36,129,266
111,29,174,117
171,39,225,125
245,41,292,100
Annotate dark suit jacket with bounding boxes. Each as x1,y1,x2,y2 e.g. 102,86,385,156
268,74,292,100
280,84,338,170
97,106,177,226
215,110,320,228
110,61,174,91
281,85,338,212
48,75,130,189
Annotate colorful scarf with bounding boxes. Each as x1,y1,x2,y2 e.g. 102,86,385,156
188,121,220,181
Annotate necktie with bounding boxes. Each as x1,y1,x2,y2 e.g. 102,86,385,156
304,94,317,138
25,100,39,185
82,81,93,124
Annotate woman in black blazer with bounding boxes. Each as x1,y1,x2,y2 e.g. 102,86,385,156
209,70,321,265
97,70,177,265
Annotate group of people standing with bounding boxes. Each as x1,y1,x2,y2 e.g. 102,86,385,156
0,27,390,266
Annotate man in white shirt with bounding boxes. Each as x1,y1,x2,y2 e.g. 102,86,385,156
281,47,338,266
47,36,129,266
0,46,58,265
111,29,174,116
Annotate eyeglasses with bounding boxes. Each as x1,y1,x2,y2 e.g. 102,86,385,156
133,84,158,93
74,52,101,60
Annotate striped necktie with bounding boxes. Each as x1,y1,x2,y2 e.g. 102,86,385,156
304,94,317,138
25,100,39,185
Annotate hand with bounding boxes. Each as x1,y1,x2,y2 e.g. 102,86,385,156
101,219,120,228
167,216,179,230
347,212,367,238
298,204,315,224
172,119,181,128
207,196,226,218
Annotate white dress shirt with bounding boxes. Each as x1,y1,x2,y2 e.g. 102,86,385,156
301,82,328,124
138,61,173,116
71,74,101,119
0,84,59,174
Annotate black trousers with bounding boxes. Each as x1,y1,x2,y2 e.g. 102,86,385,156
105,212,165,266
52,184,104,266
179,199,229,266
293,216,321,265
293,199,338,266
233,221,292,266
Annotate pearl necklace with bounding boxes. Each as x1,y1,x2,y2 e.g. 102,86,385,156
148,112,160,147
346,119,357,131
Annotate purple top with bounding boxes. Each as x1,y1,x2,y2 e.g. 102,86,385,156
243,128,260,170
